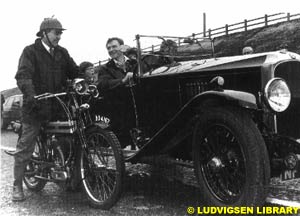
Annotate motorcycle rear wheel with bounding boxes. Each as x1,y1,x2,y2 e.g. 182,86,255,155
81,127,124,209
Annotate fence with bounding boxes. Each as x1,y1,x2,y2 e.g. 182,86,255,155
141,12,300,53
201,12,300,38
97,12,300,65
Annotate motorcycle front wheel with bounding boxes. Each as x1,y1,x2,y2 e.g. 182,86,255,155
81,126,124,209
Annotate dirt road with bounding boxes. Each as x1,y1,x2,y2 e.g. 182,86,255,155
1,129,300,216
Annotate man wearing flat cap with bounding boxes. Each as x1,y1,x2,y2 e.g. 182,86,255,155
12,17,79,201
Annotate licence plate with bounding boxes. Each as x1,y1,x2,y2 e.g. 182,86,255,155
280,169,299,181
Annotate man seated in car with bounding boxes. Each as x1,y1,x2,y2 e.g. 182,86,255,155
142,39,180,73
96,37,137,148
159,39,179,66
125,47,138,61
97,37,135,90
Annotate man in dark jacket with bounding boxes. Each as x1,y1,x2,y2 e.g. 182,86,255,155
97,37,136,147
97,37,134,91
12,17,78,201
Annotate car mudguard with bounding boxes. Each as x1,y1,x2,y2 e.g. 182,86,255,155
126,90,258,162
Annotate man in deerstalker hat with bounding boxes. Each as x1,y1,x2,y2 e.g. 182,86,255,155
12,17,79,201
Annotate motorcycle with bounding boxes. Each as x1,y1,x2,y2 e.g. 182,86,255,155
19,79,124,209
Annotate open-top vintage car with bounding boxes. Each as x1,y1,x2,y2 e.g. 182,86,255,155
91,35,300,208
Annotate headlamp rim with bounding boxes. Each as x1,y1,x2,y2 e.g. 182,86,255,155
72,78,88,95
264,77,291,112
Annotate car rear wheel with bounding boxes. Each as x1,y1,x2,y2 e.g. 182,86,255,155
192,106,270,206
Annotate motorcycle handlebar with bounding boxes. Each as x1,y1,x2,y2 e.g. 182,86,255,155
34,88,99,101
34,92,67,100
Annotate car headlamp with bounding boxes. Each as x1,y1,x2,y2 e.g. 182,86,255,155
264,78,291,112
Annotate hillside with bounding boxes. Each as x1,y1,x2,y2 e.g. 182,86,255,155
214,19,300,56
178,19,300,57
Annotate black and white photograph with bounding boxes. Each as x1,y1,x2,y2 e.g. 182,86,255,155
1,0,300,215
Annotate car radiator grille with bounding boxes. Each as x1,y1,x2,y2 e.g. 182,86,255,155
185,81,208,99
275,61,300,139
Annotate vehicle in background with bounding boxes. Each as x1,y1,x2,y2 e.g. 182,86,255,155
2,94,23,130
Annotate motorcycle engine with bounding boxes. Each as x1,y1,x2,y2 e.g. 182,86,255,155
49,135,74,181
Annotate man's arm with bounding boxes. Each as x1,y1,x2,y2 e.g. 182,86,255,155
97,66,124,91
60,47,79,79
15,47,36,99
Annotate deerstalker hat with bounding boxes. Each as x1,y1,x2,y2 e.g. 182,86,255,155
36,17,66,37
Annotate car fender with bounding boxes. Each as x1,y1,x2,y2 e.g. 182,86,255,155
188,89,257,110
126,89,258,162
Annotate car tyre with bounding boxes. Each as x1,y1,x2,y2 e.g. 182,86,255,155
192,106,270,207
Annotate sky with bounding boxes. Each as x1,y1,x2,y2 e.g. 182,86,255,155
0,0,299,91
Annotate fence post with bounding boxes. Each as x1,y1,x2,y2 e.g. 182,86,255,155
208,29,211,38
287,12,290,21
244,19,247,31
265,14,268,26
203,12,206,37
225,24,228,36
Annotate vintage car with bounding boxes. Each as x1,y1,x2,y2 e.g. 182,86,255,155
1,94,23,129
94,35,300,208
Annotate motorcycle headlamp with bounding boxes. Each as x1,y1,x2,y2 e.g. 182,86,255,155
72,78,88,95
264,78,291,112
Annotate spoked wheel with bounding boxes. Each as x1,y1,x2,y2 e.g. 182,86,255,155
81,127,124,209
193,106,270,206
23,136,47,191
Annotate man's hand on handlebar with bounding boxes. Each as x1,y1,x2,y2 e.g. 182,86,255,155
28,95,40,111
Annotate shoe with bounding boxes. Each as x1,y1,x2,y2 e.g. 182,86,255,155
12,185,25,202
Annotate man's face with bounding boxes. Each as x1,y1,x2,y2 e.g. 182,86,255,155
43,29,62,47
106,40,122,59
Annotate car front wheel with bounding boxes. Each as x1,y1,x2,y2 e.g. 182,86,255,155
192,106,270,206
